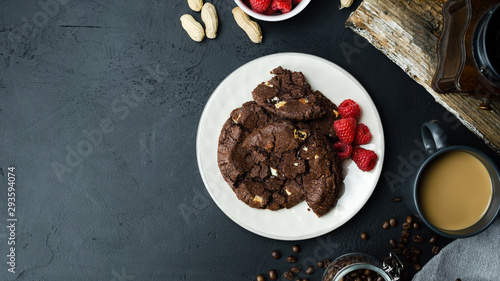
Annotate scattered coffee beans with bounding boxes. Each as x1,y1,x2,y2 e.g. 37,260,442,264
412,222,421,230
305,266,315,275
257,274,265,281
401,230,411,238
361,232,369,240
412,235,424,244
292,245,301,254
269,270,277,280
290,266,300,274
283,271,294,280
316,261,323,268
411,247,422,256
399,237,409,244
406,215,413,224
412,256,419,264
383,221,390,229
389,218,397,227
389,238,397,248
272,250,281,259
414,264,422,271
402,222,411,230
286,256,297,263
431,245,440,255
429,235,439,245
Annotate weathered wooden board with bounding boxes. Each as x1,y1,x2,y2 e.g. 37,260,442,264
346,0,500,154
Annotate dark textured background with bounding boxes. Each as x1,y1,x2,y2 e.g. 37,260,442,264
0,0,499,280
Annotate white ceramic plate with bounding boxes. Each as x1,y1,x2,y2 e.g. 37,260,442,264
196,53,385,240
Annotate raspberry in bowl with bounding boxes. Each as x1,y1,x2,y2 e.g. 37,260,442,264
234,0,311,22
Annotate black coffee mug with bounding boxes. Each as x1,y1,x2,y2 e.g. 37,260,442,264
406,120,500,238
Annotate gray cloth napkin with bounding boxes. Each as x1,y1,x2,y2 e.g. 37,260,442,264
412,218,500,281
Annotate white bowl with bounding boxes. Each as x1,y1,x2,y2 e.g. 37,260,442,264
234,0,311,22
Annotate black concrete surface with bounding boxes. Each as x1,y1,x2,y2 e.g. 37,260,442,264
0,0,499,280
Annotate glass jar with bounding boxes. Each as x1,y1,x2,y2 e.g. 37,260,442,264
322,252,403,281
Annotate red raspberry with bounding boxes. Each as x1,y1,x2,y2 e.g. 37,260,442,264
353,123,372,146
352,147,378,172
271,0,292,13
249,0,272,13
333,141,353,159
292,0,302,4
333,117,357,144
262,5,276,15
338,99,361,120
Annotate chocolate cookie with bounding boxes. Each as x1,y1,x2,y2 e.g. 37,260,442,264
252,67,331,121
297,129,343,217
218,103,306,210
218,102,343,216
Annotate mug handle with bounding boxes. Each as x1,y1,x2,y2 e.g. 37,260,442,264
421,120,449,154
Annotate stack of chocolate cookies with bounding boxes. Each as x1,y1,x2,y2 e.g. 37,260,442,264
217,67,344,217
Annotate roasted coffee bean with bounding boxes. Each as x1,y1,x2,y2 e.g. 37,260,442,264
257,274,265,281
399,237,410,244
412,235,424,244
456,279,461,281
402,222,411,230
389,238,397,248
302,279,309,281
376,277,384,281
383,221,390,229
361,232,369,241
406,215,413,224
389,218,397,227
398,243,406,250
349,271,360,277
414,264,422,271
429,235,439,245
324,259,331,268
393,197,402,202
305,266,315,275
269,270,277,280
393,248,402,255
287,256,297,263
292,245,301,254
272,250,281,259
411,247,422,256
412,222,421,230
412,256,419,264
402,261,411,269
283,271,294,280
403,248,411,258
401,230,411,238
432,245,440,255
316,261,323,268
291,267,300,274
